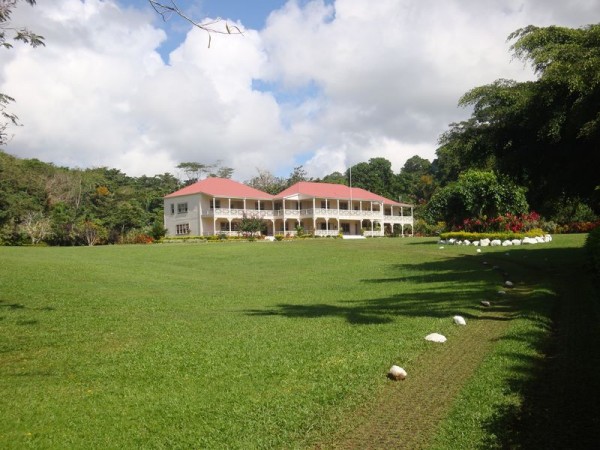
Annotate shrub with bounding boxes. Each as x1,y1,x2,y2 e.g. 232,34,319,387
150,222,167,240
414,219,446,237
458,212,541,234
440,228,546,241
161,235,207,243
120,231,154,244
586,227,600,277
274,234,284,241
556,221,600,234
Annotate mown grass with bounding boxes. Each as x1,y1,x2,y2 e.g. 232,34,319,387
0,236,596,448
431,234,600,449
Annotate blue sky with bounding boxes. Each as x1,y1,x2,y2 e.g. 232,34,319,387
3,0,600,181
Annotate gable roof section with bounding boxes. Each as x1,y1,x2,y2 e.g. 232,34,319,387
277,181,411,207
164,177,274,200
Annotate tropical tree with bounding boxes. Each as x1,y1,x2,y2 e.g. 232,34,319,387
320,171,347,185
396,155,436,204
425,169,529,229
346,157,397,199
1,0,44,145
437,23,600,214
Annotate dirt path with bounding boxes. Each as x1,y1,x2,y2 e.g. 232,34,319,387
317,311,512,449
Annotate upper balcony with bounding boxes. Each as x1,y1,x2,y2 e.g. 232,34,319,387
201,207,412,222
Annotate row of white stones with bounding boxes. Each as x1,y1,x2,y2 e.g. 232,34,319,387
439,234,552,247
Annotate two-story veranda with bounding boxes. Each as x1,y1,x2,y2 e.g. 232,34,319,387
164,177,413,237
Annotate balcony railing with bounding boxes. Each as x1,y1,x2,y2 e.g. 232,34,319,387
201,207,412,221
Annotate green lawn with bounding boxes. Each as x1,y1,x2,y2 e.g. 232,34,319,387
0,236,596,448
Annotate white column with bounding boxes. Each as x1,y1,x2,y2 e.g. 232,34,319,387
198,195,203,236
381,202,385,236
312,197,316,233
213,197,216,235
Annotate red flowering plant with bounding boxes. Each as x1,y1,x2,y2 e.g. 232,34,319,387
457,212,541,234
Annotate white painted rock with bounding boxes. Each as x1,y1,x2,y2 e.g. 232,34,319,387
480,300,491,307
536,236,545,243
463,240,471,246
502,240,513,246
439,246,445,249
425,333,447,343
491,239,502,246
480,238,490,247
498,290,507,295
476,248,482,253
448,238,456,244
453,315,467,326
512,239,522,246
545,234,553,242
438,240,447,245
505,280,514,287
388,365,407,380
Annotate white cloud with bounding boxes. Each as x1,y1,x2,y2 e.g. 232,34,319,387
2,0,599,181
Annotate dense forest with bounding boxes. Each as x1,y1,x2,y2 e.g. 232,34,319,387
1,22,599,245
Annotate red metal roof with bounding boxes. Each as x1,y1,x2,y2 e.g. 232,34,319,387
165,178,412,207
164,177,274,199
277,181,410,206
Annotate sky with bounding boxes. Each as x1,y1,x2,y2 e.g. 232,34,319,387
2,0,600,182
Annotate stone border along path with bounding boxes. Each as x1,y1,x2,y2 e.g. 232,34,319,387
315,255,520,449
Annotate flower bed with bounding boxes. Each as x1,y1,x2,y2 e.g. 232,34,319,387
456,212,541,234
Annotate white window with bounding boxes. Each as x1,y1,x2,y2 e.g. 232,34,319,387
177,203,188,214
176,223,190,235
170,204,175,214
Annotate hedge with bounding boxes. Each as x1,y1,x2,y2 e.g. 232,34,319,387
439,228,546,242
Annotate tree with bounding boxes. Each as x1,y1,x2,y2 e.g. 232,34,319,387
19,211,52,244
210,166,234,179
320,171,347,185
425,169,528,228
245,169,286,195
346,157,396,199
396,155,436,204
148,0,243,48
77,219,107,246
437,24,600,214
177,161,234,185
238,213,264,240
1,0,44,145
286,165,309,188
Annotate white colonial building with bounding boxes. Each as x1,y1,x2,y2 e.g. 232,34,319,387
164,177,413,237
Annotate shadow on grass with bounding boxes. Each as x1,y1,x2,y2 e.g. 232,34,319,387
476,246,600,449
247,247,557,325
247,243,600,447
